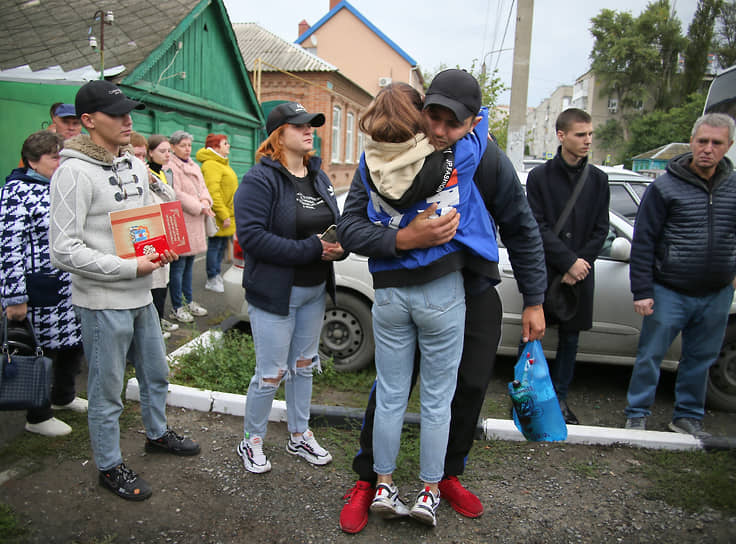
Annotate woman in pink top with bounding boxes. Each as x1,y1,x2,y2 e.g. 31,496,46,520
166,130,214,323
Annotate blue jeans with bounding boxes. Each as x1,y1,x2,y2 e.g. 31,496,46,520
169,255,194,310
76,304,169,471
206,236,229,279
372,271,465,484
625,282,734,420
551,331,579,400
244,283,326,438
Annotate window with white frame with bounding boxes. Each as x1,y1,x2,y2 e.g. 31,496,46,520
331,106,342,162
345,112,354,163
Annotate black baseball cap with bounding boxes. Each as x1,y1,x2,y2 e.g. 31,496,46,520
266,102,325,135
75,80,145,116
424,69,482,122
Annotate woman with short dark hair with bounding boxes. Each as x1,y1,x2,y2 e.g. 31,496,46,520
0,130,87,436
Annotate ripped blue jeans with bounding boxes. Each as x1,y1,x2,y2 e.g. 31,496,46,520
243,283,326,439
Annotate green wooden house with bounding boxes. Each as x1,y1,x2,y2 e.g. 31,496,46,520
0,0,263,182
631,143,690,176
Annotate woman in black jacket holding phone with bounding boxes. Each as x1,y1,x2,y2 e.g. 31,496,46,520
233,102,345,474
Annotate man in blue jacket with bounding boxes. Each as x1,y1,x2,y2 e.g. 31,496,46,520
337,69,547,533
624,113,736,438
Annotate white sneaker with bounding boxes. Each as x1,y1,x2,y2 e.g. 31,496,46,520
25,417,72,437
163,331,171,340
204,277,225,293
51,396,88,413
370,482,410,518
409,486,440,527
160,318,179,332
170,306,194,323
187,301,208,316
286,429,332,465
237,434,271,473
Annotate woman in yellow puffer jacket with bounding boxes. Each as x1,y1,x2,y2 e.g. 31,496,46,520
195,134,238,293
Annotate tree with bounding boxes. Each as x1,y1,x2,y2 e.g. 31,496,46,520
590,8,659,127
590,1,688,149
682,0,721,97
638,0,686,109
715,1,736,68
595,119,625,164
422,61,507,109
623,93,706,166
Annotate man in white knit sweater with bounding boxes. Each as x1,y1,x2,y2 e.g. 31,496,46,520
49,81,200,501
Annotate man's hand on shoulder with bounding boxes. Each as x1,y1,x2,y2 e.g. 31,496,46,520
634,298,654,316
521,304,545,342
395,203,459,251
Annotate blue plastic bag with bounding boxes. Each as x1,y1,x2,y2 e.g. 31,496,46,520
509,340,568,442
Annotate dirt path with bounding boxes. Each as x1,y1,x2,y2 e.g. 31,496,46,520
2,407,735,544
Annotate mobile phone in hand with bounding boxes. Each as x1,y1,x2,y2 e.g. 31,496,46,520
319,224,338,243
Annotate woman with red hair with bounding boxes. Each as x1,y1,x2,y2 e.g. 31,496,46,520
196,134,238,292
233,102,345,474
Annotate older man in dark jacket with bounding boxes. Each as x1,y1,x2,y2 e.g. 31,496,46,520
526,108,610,425
624,113,736,438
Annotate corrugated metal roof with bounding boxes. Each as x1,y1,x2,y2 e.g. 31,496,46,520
632,143,690,160
0,0,200,75
232,23,336,73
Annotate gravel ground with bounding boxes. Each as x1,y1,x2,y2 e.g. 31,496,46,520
2,404,735,544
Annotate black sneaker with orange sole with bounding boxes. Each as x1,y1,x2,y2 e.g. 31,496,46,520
145,428,201,456
99,463,152,501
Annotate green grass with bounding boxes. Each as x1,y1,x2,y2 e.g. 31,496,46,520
568,458,611,478
0,503,26,543
0,400,139,468
169,329,453,416
634,449,736,513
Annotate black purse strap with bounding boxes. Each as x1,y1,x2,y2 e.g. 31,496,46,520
552,163,591,236
2,312,43,357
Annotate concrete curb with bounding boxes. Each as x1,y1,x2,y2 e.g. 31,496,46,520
125,331,727,452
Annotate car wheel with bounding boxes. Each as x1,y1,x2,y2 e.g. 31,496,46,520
707,342,736,412
320,292,374,372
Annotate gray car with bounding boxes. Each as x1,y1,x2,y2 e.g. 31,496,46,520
223,167,736,411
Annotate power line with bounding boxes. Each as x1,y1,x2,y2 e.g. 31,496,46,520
494,0,516,73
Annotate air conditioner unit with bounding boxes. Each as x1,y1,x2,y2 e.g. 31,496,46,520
378,77,392,87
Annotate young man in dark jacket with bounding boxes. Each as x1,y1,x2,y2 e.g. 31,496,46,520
525,108,610,425
337,69,547,533
624,113,736,438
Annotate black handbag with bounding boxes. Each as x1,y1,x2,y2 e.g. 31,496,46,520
25,240,65,308
0,314,53,410
543,164,590,323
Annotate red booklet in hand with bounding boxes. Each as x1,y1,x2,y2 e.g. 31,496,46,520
110,201,190,259
133,235,170,263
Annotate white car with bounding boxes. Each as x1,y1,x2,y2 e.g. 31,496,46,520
223,167,736,411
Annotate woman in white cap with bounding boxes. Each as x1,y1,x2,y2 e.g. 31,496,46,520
233,102,345,474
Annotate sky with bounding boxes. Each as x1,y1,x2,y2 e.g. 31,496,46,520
222,0,697,108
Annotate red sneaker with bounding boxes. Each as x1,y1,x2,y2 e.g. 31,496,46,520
339,480,375,533
438,476,484,518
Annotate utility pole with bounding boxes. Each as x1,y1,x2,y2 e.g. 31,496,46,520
506,0,533,171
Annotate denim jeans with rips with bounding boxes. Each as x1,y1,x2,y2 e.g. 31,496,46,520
243,283,326,439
